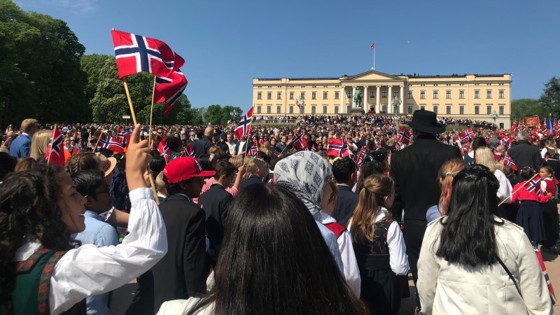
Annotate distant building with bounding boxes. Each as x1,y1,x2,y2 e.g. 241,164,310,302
252,70,511,128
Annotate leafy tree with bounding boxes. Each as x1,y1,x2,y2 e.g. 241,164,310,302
540,77,560,117
511,99,544,120
204,104,223,124
0,0,87,125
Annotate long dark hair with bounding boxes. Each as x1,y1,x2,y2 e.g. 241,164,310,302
189,183,368,315
0,164,75,307
436,165,503,266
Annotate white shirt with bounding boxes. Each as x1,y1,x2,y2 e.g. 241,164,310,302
15,188,168,315
318,212,361,297
349,207,409,276
494,169,512,201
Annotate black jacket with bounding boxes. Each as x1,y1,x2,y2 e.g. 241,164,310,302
191,136,213,157
390,135,461,222
199,184,233,266
332,184,358,227
507,140,544,171
150,194,208,313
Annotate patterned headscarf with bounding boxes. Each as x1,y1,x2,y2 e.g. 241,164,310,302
274,151,332,218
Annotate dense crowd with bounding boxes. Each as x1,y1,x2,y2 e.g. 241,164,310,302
0,111,557,315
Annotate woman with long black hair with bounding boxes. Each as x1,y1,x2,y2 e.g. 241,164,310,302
158,184,368,315
417,165,552,314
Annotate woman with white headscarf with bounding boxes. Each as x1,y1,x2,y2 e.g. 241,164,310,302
274,151,361,296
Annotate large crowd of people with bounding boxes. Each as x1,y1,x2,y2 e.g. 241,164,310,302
0,110,557,315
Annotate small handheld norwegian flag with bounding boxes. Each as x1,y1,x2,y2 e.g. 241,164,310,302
45,127,64,166
235,108,254,140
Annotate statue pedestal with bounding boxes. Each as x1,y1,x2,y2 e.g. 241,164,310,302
350,107,365,116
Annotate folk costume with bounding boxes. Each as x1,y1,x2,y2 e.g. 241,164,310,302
510,180,546,246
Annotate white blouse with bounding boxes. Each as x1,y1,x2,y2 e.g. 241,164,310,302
15,188,168,315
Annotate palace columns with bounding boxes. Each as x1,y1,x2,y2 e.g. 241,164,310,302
363,86,368,112
399,86,404,114
376,86,381,113
340,87,346,113
387,86,393,114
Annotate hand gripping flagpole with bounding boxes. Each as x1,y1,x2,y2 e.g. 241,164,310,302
498,173,539,207
148,76,157,150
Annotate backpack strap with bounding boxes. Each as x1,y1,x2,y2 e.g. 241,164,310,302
324,222,346,239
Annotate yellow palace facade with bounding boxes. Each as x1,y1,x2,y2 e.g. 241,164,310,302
252,70,511,128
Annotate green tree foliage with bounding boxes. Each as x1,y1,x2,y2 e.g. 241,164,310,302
0,0,87,126
202,104,242,125
540,77,560,117
511,99,545,120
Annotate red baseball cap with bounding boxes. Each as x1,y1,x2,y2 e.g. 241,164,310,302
163,157,216,184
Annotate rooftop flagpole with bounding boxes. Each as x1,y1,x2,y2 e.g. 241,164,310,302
370,42,376,70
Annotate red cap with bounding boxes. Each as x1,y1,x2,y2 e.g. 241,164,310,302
163,157,216,184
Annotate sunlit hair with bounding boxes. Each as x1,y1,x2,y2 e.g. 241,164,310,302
437,159,466,216
66,152,99,176
29,129,51,161
475,147,497,172
436,164,502,266
14,157,38,173
351,174,394,244
188,184,368,315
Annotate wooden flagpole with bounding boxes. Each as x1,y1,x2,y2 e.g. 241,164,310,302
122,77,138,126
94,130,105,152
243,105,255,157
498,173,539,206
47,124,56,164
148,76,157,150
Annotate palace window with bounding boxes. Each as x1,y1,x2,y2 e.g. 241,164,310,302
257,92,262,100
311,105,316,114
277,106,281,114
446,105,452,115
382,91,388,98
335,91,340,99
267,105,271,114
299,106,304,114
433,90,439,99
486,90,492,99
407,105,413,115
289,92,294,100
277,92,282,100
407,91,412,99
382,105,388,113
289,106,294,114
474,105,480,115
499,105,505,115
300,92,305,99
420,105,426,110
312,92,317,100
459,90,465,99
499,90,504,99
323,105,328,114
459,105,465,115
474,90,480,99
420,90,425,99
334,106,339,114
257,106,262,114
370,91,376,98
347,91,352,98
267,92,272,100
486,105,492,115
446,90,451,99
433,105,439,114
393,91,398,98
323,91,328,100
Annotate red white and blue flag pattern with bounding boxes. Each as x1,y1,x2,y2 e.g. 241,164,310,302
154,69,188,115
291,129,308,151
327,138,349,158
45,127,64,166
111,29,184,79
235,107,254,140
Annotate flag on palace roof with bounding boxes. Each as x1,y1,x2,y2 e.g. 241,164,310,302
235,108,254,140
111,29,184,79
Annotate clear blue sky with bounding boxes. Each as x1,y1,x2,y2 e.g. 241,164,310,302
15,0,560,112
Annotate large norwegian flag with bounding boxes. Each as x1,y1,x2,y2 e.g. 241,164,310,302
45,127,64,166
111,29,184,79
107,136,126,154
235,108,253,140
291,129,308,150
154,69,188,115
327,138,349,158
396,126,411,145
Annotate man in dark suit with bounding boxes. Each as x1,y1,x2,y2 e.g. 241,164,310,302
508,130,544,171
191,126,214,157
150,157,215,313
199,161,236,266
389,109,461,311
9,118,38,158
331,157,358,227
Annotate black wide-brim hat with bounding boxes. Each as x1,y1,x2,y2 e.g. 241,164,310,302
406,109,445,134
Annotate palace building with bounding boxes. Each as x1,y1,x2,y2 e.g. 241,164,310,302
252,70,511,128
